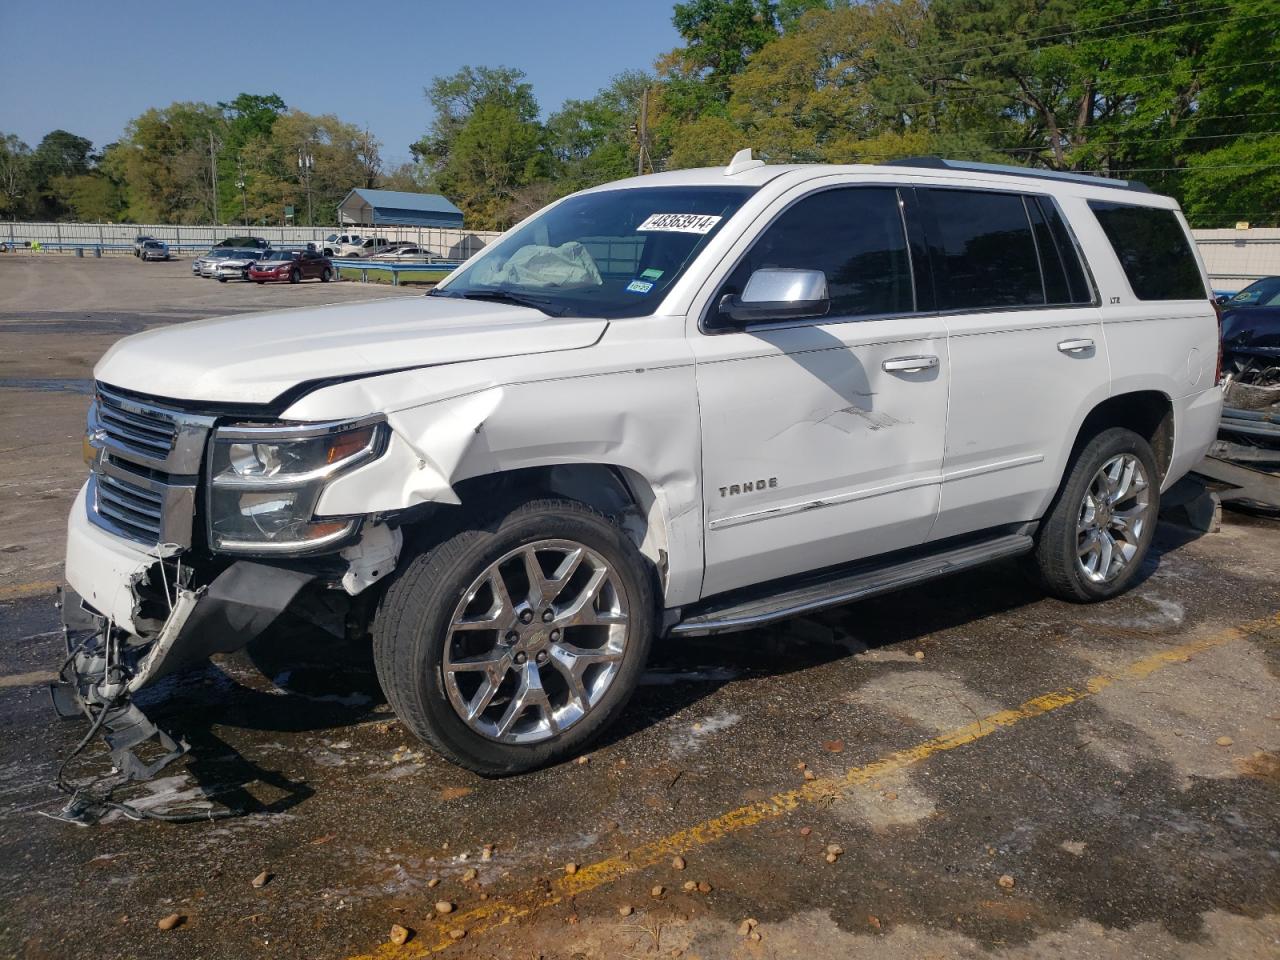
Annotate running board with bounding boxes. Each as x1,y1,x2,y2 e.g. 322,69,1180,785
670,534,1034,637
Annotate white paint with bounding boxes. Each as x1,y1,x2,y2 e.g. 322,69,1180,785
94,297,607,405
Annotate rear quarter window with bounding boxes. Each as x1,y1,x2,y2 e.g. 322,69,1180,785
1087,201,1205,301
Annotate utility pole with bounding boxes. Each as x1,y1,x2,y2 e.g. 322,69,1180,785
636,87,650,177
298,145,314,226
235,159,248,226
208,132,221,224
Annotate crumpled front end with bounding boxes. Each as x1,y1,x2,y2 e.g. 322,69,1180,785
53,383,404,822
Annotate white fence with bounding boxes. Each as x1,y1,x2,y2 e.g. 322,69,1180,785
4,221,1277,289
0,221,501,260
1190,228,1280,289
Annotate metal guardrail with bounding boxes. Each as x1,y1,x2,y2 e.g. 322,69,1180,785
330,258,461,286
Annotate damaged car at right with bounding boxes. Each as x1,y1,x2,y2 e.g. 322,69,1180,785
54,154,1223,814
1219,276,1280,448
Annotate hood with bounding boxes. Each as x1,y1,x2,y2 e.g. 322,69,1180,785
95,295,607,406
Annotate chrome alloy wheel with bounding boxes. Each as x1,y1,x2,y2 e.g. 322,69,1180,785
443,540,630,744
1076,453,1151,584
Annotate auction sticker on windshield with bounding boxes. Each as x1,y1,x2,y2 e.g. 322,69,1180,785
637,213,723,234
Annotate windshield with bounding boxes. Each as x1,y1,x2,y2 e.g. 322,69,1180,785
1231,277,1280,307
261,250,296,261
435,186,757,318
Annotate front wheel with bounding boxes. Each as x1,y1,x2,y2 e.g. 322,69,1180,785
321,268,332,282
373,499,655,775
289,269,300,284
1033,427,1160,602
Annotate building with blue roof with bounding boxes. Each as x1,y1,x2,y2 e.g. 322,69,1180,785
337,188,465,229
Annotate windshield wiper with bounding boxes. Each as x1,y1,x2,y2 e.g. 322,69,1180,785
430,289,567,317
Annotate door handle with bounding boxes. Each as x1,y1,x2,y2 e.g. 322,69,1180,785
1057,338,1094,354
882,355,939,373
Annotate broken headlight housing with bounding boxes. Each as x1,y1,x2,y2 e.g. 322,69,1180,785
207,418,386,554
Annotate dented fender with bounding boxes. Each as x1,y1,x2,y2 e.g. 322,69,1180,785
284,316,705,606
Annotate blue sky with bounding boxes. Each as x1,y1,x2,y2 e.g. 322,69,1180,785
0,0,682,166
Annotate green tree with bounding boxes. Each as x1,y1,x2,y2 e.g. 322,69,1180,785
547,71,656,190
411,66,547,228
671,0,781,96
411,66,539,174
119,101,224,222
30,130,96,218
0,134,34,218
48,172,125,221
435,101,548,229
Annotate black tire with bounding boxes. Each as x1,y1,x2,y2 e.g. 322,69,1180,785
217,276,227,283
321,268,332,282
289,269,300,284
255,280,264,285
372,498,656,775
1034,427,1160,603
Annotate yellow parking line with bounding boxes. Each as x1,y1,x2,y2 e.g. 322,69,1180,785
0,580,60,602
349,612,1280,959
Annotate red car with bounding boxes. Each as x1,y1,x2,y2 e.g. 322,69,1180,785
248,250,334,284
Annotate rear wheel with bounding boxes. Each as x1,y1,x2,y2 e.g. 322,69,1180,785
1034,427,1159,602
373,498,655,775
321,268,332,282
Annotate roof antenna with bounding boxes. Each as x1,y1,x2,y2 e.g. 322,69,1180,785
725,148,765,176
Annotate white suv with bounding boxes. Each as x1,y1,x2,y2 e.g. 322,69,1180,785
64,154,1222,777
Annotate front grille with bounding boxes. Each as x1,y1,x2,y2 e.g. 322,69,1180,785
97,389,178,460
87,385,215,548
94,470,164,543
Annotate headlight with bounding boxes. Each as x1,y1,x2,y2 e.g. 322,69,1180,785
207,419,385,554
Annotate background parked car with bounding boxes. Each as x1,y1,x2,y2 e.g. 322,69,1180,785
347,237,393,258
370,244,434,262
1221,276,1280,384
197,250,239,277
320,233,362,256
139,239,170,261
214,252,261,282
214,235,269,251
132,235,157,257
248,249,333,284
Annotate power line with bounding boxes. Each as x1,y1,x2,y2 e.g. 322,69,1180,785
887,58,1280,111
952,109,1280,140
864,0,1224,70
991,129,1280,153
870,2,1243,75
1105,162,1280,174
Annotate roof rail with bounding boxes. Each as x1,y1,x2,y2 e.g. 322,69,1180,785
882,156,1152,194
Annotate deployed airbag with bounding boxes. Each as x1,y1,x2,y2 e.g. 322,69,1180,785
483,242,603,289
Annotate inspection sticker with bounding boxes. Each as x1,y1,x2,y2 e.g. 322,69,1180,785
640,267,665,280
625,279,655,294
637,213,722,234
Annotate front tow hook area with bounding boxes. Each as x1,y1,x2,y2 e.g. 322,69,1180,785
48,561,314,825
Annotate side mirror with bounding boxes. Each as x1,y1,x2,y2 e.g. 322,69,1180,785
718,268,830,324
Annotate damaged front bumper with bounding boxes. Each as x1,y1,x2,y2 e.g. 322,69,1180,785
63,483,316,692
53,484,319,817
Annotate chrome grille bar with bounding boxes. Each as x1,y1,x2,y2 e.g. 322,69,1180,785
86,384,214,548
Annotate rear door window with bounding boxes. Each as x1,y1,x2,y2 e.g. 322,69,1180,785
1087,200,1205,300
922,189,1044,310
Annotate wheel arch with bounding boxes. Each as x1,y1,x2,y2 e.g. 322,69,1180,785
1070,390,1175,483
402,462,676,605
